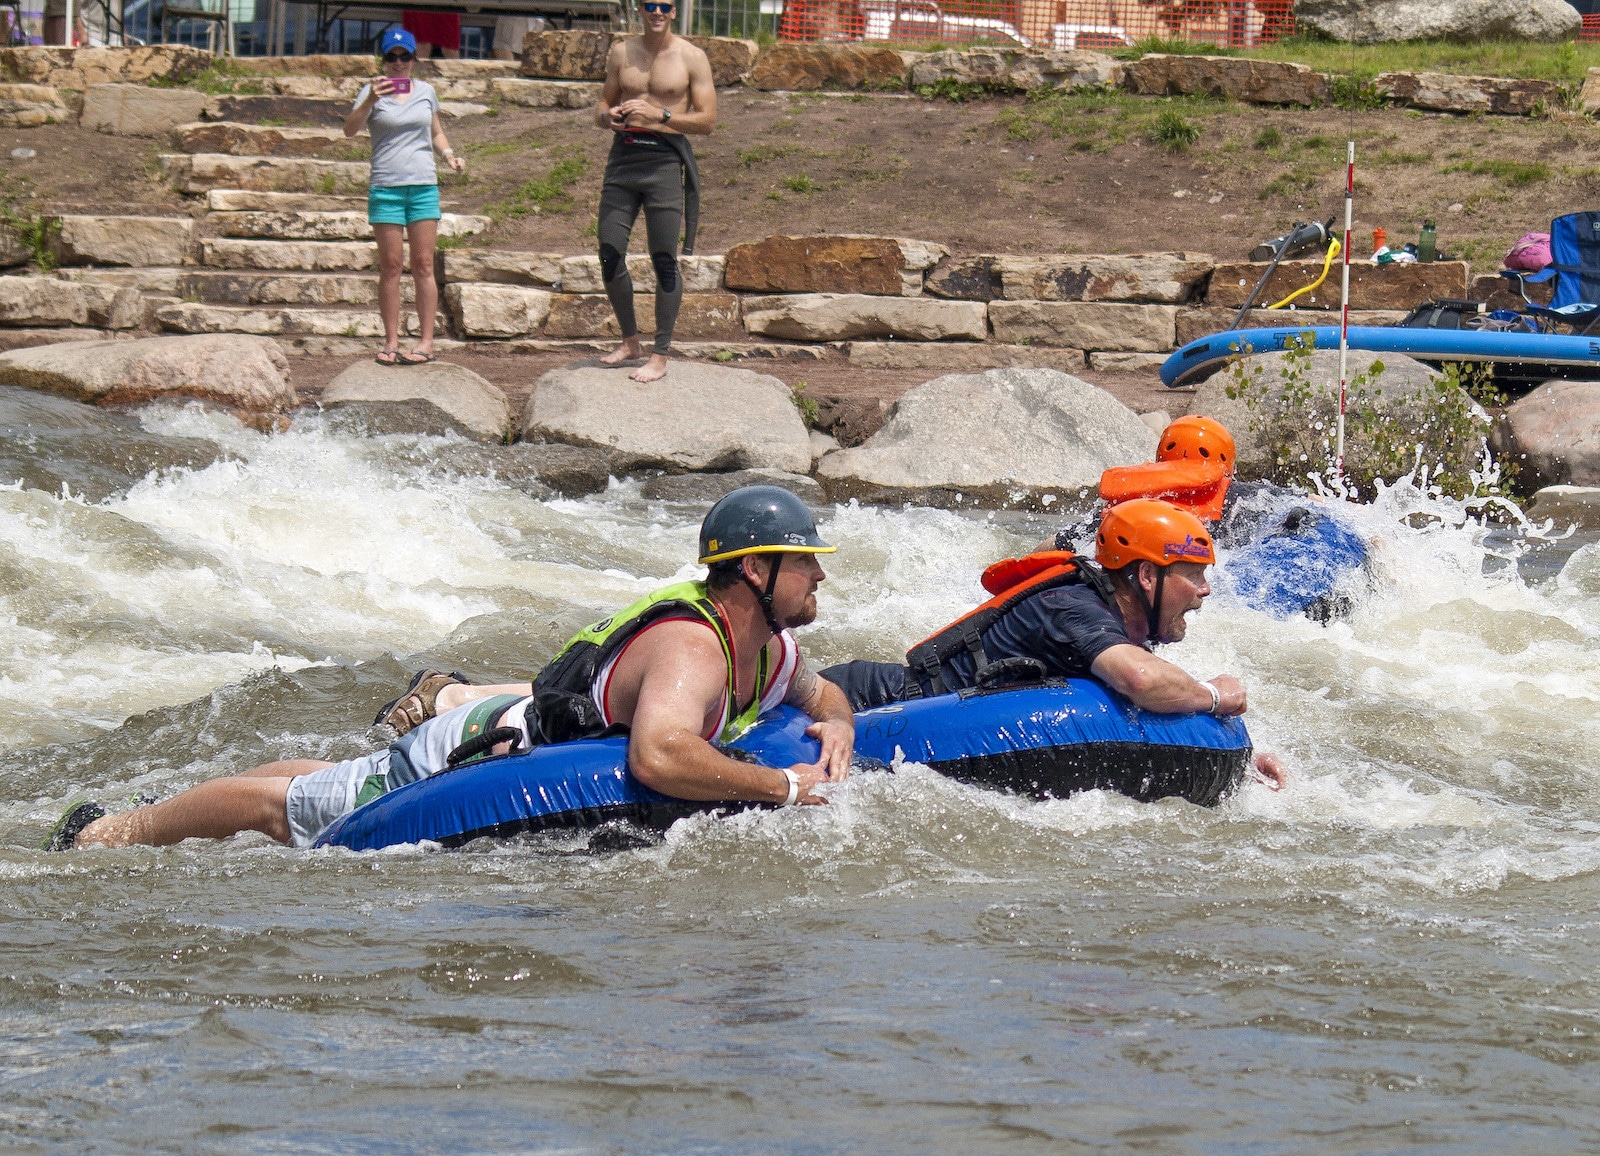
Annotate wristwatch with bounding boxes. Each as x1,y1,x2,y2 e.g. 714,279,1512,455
660,108,671,123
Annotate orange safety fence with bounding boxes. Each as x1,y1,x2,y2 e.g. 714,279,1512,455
1584,13,1600,42
778,0,1296,51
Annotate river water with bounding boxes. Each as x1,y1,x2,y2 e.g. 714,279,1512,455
4,395,1600,1151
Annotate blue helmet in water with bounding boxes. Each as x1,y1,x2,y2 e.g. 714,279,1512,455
698,485,834,565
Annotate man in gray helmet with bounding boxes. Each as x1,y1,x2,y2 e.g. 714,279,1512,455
49,486,856,851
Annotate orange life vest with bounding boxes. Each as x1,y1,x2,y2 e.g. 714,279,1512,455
1099,459,1231,522
904,550,1115,695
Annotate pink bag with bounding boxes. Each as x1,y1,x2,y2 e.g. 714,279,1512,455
1505,232,1552,271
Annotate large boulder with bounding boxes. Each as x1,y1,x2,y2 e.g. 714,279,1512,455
81,83,207,135
558,253,725,294
1500,380,1600,487
53,215,193,268
1526,485,1600,530
0,334,296,413
444,284,553,338
988,301,1176,351
0,45,212,88
542,293,743,340
1293,0,1580,43
815,367,1154,509
742,293,986,341
321,360,512,442
1374,71,1562,116
990,253,1213,303
641,467,823,504
909,48,1121,92
439,249,563,287
1188,348,1478,487
522,361,812,473
725,236,943,296
0,276,89,326
488,77,601,107
0,83,73,127
521,29,612,80
687,36,760,87
748,43,911,91
1124,54,1329,106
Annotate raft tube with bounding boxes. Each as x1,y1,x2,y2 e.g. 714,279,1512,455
1160,325,1600,388
1222,504,1368,620
313,683,1252,852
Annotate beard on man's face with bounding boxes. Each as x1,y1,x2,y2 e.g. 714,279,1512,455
782,593,818,629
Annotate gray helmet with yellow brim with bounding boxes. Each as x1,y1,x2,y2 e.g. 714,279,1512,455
699,485,833,635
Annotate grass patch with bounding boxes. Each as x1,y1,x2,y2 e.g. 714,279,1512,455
151,58,265,95
1253,126,1282,150
997,87,1222,149
1112,35,1234,60
1374,148,1428,165
492,147,589,218
0,172,57,271
791,382,819,427
1239,35,1599,83
1148,109,1200,150
1329,73,1389,111
782,173,815,193
915,78,996,102
737,144,793,166
1441,158,1551,186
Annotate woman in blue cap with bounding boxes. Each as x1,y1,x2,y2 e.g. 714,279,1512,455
344,28,466,366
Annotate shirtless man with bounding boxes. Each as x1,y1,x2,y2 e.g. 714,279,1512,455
594,0,716,383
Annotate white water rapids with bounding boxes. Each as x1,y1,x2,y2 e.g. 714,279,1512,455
3,399,1600,1149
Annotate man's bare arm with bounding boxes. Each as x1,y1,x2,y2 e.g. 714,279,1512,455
672,45,717,135
785,656,855,781
1090,644,1246,715
625,626,831,803
595,41,628,129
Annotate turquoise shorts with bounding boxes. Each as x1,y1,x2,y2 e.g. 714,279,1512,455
368,183,441,226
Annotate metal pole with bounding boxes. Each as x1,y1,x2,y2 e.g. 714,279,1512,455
63,0,72,43
679,0,692,36
1336,139,1353,482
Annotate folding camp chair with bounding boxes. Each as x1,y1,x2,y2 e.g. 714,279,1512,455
1499,211,1600,335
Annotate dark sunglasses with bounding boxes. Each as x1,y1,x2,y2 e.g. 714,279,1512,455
383,50,414,62
641,2,674,12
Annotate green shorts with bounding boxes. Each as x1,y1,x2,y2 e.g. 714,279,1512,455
368,183,441,226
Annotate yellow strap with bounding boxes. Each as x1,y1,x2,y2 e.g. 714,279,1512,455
1268,236,1342,310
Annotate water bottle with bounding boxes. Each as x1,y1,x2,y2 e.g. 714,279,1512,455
1418,219,1437,263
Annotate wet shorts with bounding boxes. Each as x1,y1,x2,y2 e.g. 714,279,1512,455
284,749,394,847
367,183,441,226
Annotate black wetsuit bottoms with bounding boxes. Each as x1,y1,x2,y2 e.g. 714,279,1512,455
597,132,685,356
820,660,913,713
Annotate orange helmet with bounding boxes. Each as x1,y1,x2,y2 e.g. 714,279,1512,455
1095,498,1216,571
1157,416,1236,475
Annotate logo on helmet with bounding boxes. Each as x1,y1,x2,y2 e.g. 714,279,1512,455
783,533,808,545
1164,535,1212,560
706,538,719,552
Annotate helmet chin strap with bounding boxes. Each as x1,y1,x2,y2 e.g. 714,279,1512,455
1133,562,1166,643
740,553,786,636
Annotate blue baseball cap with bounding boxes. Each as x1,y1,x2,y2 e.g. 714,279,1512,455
379,28,416,54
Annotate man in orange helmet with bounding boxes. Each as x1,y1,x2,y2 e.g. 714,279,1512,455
823,498,1286,788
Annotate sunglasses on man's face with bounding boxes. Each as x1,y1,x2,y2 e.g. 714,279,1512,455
384,50,413,62
642,3,674,12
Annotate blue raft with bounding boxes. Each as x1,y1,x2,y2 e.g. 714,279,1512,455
1160,325,1600,389
314,684,1252,851
1222,502,1369,620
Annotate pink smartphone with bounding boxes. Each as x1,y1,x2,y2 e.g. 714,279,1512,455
388,77,411,94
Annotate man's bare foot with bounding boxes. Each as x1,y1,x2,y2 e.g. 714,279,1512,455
600,337,645,366
629,353,669,383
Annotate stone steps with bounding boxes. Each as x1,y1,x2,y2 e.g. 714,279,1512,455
206,210,491,242
161,154,369,196
175,270,414,307
206,189,364,212
172,121,361,159
200,238,377,272
156,301,444,338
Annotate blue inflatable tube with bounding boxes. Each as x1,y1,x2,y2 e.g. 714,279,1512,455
1222,504,1368,620
1161,325,1600,388
314,684,1253,852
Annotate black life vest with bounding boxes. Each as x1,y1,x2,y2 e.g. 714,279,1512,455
904,550,1117,696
